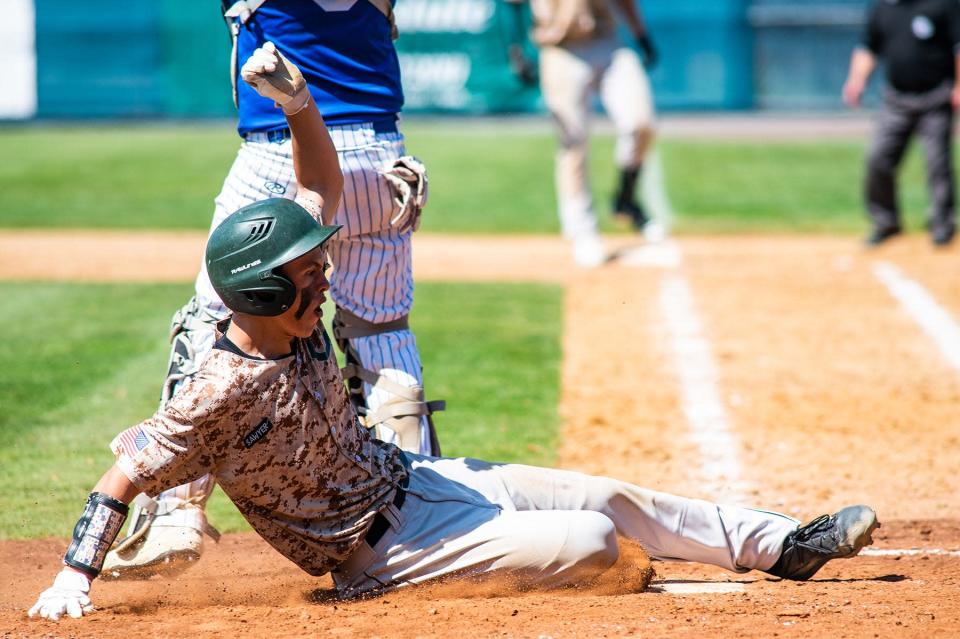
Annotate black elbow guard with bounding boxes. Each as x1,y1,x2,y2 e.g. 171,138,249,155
63,492,129,579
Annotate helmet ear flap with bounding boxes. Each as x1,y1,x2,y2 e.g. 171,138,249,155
237,269,297,316
264,270,297,315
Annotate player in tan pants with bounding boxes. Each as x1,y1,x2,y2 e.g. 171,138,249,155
508,0,659,266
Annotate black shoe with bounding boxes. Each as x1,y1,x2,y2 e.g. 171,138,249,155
866,226,902,246
766,505,879,581
932,226,955,247
614,200,650,231
613,166,648,231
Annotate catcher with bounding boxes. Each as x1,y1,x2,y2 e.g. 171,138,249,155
29,46,879,621
105,0,442,581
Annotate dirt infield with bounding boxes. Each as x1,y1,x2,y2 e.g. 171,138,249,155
0,231,577,283
2,232,959,638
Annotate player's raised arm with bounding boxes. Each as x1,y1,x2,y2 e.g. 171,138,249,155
28,465,138,621
240,42,343,224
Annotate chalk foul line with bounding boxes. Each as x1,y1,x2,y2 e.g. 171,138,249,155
873,261,960,372
860,547,960,558
659,269,750,501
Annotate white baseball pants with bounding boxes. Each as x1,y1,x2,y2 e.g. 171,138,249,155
332,455,799,597
157,122,431,531
539,36,655,240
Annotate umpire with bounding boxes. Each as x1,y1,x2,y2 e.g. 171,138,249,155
843,0,960,246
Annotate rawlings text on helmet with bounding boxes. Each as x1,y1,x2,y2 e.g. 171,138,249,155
230,259,262,275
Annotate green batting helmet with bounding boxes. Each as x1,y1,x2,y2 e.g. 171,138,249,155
205,199,341,316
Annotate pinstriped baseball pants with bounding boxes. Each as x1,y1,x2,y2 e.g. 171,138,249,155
332,455,799,597
158,122,431,529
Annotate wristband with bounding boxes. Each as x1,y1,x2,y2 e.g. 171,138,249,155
63,492,129,579
282,90,311,116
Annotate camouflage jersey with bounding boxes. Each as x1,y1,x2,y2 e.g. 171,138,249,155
529,0,615,46
113,323,407,576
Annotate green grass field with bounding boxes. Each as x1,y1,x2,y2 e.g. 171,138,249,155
0,121,941,234
0,281,561,539
0,118,941,538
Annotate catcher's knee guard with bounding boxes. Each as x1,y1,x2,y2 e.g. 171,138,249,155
333,307,444,455
160,296,221,407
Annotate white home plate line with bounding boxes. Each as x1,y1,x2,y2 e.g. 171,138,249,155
616,241,682,268
860,548,960,558
872,261,960,372
650,582,746,595
659,271,750,501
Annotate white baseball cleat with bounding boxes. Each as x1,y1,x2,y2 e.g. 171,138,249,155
643,220,669,244
101,524,204,580
572,235,606,268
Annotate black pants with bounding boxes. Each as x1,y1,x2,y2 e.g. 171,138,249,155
866,83,956,236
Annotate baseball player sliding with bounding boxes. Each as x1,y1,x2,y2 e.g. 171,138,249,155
507,0,661,267
102,0,442,578
29,46,880,621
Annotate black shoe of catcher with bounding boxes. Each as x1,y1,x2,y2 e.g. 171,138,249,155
865,226,902,246
766,505,879,581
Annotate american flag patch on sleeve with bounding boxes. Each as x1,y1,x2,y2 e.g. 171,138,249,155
110,427,154,458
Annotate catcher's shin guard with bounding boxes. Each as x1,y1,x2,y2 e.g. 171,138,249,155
333,307,444,455
160,296,221,407
342,366,444,454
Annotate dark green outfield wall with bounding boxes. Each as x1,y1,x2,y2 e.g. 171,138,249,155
35,1,232,118
30,0,871,119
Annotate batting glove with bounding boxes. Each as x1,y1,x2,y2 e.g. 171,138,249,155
240,41,310,115
636,34,658,70
28,568,94,621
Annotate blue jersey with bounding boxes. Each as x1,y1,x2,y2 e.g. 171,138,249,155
235,0,404,135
